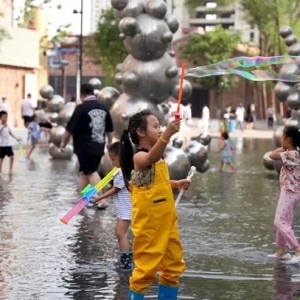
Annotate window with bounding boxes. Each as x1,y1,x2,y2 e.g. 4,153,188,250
250,32,255,41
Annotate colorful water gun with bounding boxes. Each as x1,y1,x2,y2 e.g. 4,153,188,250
18,140,26,163
60,167,119,224
174,63,187,120
175,166,196,208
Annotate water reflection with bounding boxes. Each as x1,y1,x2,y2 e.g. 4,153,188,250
273,264,298,300
0,140,300,299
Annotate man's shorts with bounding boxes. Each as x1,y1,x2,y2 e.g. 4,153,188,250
77,153,102,175
22,116,33,126
0,146,14,159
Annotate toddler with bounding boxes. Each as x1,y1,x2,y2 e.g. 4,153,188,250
218,131,236,173
93,142,132,271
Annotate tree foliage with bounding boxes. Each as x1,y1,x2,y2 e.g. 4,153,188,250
180,25,241,106
0,0,11,45
85,8,127,87
240,0,300,56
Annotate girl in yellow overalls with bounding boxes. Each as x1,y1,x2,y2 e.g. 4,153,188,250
120,109,191,300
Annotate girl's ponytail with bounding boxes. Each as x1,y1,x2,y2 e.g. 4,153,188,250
120,129,134,190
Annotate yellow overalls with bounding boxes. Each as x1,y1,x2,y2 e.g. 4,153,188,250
129,160,185,294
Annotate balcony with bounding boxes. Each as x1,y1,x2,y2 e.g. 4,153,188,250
189,17,235,26
195,5,235,12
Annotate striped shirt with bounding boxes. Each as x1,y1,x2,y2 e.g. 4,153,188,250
113,170,132,220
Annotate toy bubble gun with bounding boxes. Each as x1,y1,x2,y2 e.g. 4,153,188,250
60,167,118,224
174,63,187,120
175,166,196,208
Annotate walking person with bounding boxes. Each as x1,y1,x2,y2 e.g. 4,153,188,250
218,131,236,174
0,111,21,175
60,83,114,209
202,105,210,134
235,104,245,132
245,104,254,131
268,126,300,264
21,93,35,128
0,96,9,113
183,103,192,125
267,106,276,129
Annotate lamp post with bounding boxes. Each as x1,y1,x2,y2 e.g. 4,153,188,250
73,0,83,100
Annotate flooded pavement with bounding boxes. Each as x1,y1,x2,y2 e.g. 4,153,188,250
0,138,300,299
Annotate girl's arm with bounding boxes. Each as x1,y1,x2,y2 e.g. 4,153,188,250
269,147,285,160
92,186,120,203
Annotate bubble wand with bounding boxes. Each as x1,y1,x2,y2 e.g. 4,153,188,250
175,166,196,208
174,63,187,120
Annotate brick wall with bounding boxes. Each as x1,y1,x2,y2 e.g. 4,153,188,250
48,52,105,77
0,65,35,127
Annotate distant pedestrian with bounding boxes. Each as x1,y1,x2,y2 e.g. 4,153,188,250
235,104,245,132
0,96,9,113
267,106,276,129
21,93,35,128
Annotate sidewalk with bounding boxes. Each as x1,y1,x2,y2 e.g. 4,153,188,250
8,118,276,147
186,118,276,139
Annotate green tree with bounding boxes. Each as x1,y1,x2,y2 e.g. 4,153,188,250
239,0,300,116
180,26,241,113
85,8,127,87
0,0,12,46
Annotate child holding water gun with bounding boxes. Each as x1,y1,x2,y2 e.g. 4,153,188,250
92,141,132,271
269,126,300,264
0,111,21,174
26,114,50,159
27,114,41,159
218,131,236,173
120,109,191,300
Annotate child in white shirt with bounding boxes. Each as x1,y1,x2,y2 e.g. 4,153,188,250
0,111,21,174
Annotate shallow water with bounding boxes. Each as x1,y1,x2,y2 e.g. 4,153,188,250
0,138,300,299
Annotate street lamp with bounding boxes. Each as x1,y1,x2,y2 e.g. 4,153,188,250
73,0,83,100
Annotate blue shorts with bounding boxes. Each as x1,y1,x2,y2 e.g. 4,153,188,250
222,156,232,163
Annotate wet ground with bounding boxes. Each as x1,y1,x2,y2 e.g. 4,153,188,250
1,138,300,299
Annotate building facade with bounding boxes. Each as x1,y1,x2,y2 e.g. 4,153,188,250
0,1,43,127
90,0,111,33
180,1,259,44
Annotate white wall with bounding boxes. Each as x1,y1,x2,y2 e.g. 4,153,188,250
0,26,39,68
166,0,189,41
0,0,13,27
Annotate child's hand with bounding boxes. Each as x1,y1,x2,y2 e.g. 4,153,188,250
176,179,191,191
164,118,181,139
92,195,102,204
